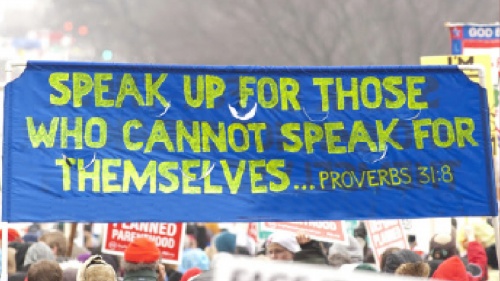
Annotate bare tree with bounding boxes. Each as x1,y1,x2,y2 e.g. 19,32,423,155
37,0,499,65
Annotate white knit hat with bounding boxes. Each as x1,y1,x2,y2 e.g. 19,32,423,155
267,232,301,253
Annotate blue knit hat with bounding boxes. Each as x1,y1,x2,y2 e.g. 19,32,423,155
214,231,236,253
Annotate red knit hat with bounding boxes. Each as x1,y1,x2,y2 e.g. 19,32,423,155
0,228,21,242
180,267,202,281
124,238,160,263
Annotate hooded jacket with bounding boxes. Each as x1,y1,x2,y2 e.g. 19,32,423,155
432,256,468,281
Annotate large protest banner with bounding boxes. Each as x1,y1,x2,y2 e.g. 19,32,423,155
102,222,185,263
2,62,496,222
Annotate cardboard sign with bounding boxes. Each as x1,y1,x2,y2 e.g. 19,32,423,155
261,221,346,244
365,220,408,268
102,222,185,264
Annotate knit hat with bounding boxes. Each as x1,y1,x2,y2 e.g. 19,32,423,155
124,238,160,263
395,262,430,277
339,263,378,272
214,231,237,254
77,255,116,281
0,228,21,242
23,233,39,243
23,242,56,266
179,248,210,273
382,249,422,273
429,233,457,260
432,256,468,281
266,232,300,253
180,267,202,281
328,235,363,263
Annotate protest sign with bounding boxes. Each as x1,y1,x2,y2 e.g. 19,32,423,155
261,221,346,244
366,220,408,268
102,222,185,263
447,23,500,86
2,62,496,222
214,255,418,281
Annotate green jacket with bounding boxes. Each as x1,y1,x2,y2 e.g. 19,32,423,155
124,269,157,281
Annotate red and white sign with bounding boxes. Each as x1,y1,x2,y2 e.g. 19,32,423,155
248,223,258,243
102,223,185,264
261,221,346,244
366,220,408,268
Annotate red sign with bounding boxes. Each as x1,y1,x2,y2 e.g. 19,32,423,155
261,221,346,244
102,223,185,264
248,223,258,243
366,220,408,268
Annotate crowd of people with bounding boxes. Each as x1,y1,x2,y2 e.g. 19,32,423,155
0,219,498,281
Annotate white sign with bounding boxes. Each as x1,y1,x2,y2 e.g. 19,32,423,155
214,256,426,281
366,220,408,268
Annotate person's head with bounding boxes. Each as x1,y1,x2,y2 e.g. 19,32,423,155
1,228,21,243
266,232,300,261
432,256,468,281
39,231,68,257
184,235,197,249
180,267,202,281
395,262,430,277
23,233,40,243
408,235,416,248
124,237,161,273
379,247,400,272
214,231,236,254
353,223,367,240
24,242,56,267
429,233,457,260
179,245,210,273
27,260,63,281
382,249,422,273
77,255,116,281
327,235,363,267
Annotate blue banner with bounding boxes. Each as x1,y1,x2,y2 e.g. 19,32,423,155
2,61,496,222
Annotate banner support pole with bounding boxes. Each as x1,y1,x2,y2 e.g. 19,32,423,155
1,61,26,281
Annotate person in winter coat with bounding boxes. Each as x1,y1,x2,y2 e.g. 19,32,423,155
123,238,165,281
428,231,487,281
432,255,483,281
